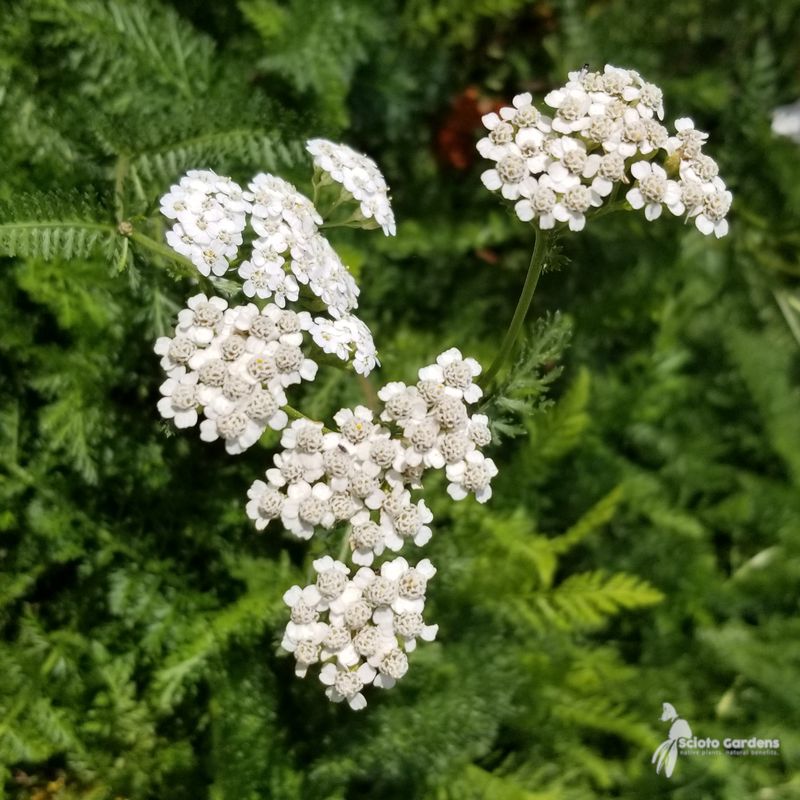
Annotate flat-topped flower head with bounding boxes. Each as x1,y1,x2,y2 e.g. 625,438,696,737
306,139,396,236
477,65,731,237
160,170,250,276
309,314,380,376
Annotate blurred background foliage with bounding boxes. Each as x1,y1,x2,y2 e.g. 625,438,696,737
1,0,800,798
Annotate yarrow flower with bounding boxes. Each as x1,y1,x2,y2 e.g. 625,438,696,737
242,347,496,705
280,556,437,708
309,314,380,376
307,139,396,236
477,65,732,237
161,170,251,276
153,296,336,454
160,167,365,322
244,347,494,541
153,150,498,712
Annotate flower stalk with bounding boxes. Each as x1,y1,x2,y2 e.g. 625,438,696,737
480,228,550,389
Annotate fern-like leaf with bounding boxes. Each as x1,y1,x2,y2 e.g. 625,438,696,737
519,571,663,631
131,130,304,193
0,192,115,261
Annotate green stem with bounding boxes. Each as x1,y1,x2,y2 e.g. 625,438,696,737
320,211,362,229
283,404,333,434
336,527,351,563
130,230,197,275
480,228,550,388
113,155,129,223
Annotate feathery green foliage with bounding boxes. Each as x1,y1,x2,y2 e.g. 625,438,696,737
2,0,800,798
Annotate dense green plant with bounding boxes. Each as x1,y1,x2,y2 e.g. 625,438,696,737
2,0,800,798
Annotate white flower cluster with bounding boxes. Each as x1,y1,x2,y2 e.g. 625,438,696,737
240,173,360,317
154,295,321,453
246,347,495,550
281,556,438,709
161,169,362,318
307,139,397,236
158,145,394,383
309,314,380,376
478,64,732,237
161,170,251,276
248,348,496,707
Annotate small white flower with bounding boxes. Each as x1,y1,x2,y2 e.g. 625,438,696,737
312,556,351,611
263,340,317,389
544,87,593,134
381,557,436,615
157,368,199,429
281,481,335,539
319,662,377,710
514,177,560,229
199,405,264,455
582,151,626,197
477,111,517,161
381,497,433,552
388,610,438,654
418,348,483,404
248,173,322,237
245,479,285,530
285,623,328,678
267,449,324,490
177,294,228,345
280,418,328,455
553,183,603,231
622,79,664,120
679,153,721,185
290,233,360,319
154,334,197,376
241,388,289,431
446,450,498,504
349,509,386,566
626,161,684,221
546,136,591,183
694,185,732,238
666,117,709,157
308,316,351,360
515,127,550,173
281,584,326,654
500,92,551,132
468,413,492,447
378,382,428,424
309,314,379,375
481,147,534,200
238,257,294,304
372,648,410,689
334,406,378,447
399,419,444,470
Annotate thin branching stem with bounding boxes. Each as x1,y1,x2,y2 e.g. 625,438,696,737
480,228,550,389
283,404,333,433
